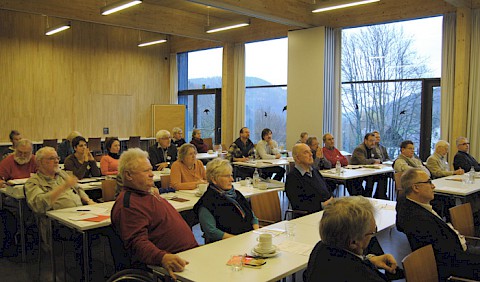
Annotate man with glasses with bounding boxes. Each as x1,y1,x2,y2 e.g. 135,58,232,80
305,196,401,281
396,168,480,280
393,140,430,177
0,139,37,187
454,137,480,172
149,129,177,171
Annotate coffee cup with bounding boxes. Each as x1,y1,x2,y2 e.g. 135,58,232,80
255,233,273,253
196,183,208,195
239,180,247,186
207,149,214,154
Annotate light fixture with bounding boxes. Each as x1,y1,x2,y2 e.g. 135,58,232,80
101,0,142,16
205,20,250,34
138,38,167,47
312,0,379,13
45,21,71,36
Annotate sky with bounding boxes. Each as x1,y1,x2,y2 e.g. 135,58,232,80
188,16,443,84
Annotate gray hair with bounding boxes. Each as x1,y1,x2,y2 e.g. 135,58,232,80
119,148,149,179
292,143,308,158
435,140,449,151
401,168,425,195
306,136,318,147
66,131,82,142
456,136,467,147
36,146,56,162
192,128,201,138
17,139,33,148
177,143,197,162
172,127,183,135
206,158,232,183
319,196,375,249
155,130,170,140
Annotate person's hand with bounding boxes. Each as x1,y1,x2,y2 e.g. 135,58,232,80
241,157,249,162
322,196,334,207
374,159,381,164
0,179,6,188
64,175,78,189
197,180,207,185
86,199,96,205
86,148,95,162
161,254,189,279
369,254,398,274
156,162,169,171
275,154,281,159
316,149,324,159
454,168,465,175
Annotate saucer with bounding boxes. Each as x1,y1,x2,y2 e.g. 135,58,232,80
254,245,277,255
251,247,279,258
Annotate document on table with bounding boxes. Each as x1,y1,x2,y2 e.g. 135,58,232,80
277,240,314,256
67,206,111,221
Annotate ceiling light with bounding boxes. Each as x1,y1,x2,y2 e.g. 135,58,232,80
312,0,379,13
101,0,142,16
45,22,71,36
205,20,250,33
138,39,167,47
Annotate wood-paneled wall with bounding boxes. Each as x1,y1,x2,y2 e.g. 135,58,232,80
0,10,171,142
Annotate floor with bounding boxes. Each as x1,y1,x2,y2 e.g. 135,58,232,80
0,191,411,282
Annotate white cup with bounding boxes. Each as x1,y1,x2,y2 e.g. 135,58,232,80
197,183,208,195
207,149,214,154
256,233,273,253
239,180,247,186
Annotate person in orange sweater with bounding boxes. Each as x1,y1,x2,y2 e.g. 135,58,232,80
170,144,207,190
100,137,120,175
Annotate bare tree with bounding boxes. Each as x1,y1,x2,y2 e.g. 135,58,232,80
341,24,430,156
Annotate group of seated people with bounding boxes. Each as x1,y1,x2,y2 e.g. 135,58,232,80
4,126,480,281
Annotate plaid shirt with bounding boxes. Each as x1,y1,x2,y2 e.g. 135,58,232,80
227,138,255,162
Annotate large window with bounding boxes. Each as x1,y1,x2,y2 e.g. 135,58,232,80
341,16,442,160
178,48,223,143
245,38,288,148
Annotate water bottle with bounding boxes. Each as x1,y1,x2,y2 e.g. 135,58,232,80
335,160,341,174
253,168,260,188
469,166,475,184
217,144,222,153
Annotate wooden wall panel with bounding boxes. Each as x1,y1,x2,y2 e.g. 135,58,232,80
0,10,170,142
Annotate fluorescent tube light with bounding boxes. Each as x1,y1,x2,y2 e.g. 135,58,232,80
45,22,71,36
205,20,250,34
138,39,167,47
312,0,379,13
101,0,142,16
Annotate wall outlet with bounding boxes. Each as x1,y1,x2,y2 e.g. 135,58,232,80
103,127,109,134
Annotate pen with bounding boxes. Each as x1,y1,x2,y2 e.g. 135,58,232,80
76,209,90,212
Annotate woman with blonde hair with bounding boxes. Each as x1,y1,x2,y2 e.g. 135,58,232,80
170,143,207,190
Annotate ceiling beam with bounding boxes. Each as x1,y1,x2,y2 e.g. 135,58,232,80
186,0,314,28
443,0,472,8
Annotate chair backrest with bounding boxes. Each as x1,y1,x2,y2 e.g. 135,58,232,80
394,172,403,194
43,139,58,150
128,136,141,149
88,137,102,152
203,137,213,150
402,244,438,282
250,191,282,226
449,202,475,237
101,179,117,202
160,175,170,189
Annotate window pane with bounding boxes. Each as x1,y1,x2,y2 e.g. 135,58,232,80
431,86,442,154
245,87,287,148
187,48,223,89
197,94,216,140
245,38,288,86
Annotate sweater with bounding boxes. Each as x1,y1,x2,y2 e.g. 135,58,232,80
0,154,37,180
64,154,101,179
322,147,349,167
190,138,208,153
170,160,206,190
100,154,119,175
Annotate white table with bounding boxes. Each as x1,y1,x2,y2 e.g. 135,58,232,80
432,174,480,203
196,152,219,160
232,158,292,169
149,199,396,282
320,164,394,180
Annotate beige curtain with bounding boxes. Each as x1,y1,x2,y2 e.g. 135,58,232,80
440,13,456,143
467,9,480,157
233,43,246,140
169,53,178,104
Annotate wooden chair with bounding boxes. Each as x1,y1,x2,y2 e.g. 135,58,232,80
127,136,141,149
43,139,58,150
394,172,403,197
203,137,213,150
250,191,282,226
449,202,478,238
160,175,171,189
101,179,117,202
402,244,438,282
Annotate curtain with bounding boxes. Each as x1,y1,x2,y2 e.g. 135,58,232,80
233,43,246,140
323,27,343,147
169,53,178,104
440,13,456,144
467,9,480,157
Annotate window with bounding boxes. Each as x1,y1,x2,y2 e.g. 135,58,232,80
341,16,442,160
245,38,288,148
178,48,223,143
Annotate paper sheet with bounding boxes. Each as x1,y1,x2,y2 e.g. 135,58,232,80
276,241,314,256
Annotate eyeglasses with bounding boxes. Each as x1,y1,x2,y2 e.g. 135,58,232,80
219,174,233,178
45,156,60,161
415,179,432,185
365,226,378,237
460,142,470,146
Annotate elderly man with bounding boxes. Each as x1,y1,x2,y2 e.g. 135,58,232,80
111,148,198,278
255,128,285,181
393,140,430,177
306,137,331,170
227,127,256,179
373,131,390,162
148,129,177,171
454,137,480,172
396,168,480,280
1,130,21,160
0,139,37,187
426,140,464,178
285,143,333,215
322,133,349,167
305,196,401,281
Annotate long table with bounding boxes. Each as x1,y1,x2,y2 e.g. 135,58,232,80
148,198,396,282
232,158,292,169
432,174,480,204
45,181,285,281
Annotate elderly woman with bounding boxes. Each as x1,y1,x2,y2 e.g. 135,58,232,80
193,158,258,243
148,130,177,171
64,136,101,179
100,137,120,175
170,143,206,190
172,127,186,148
57,131,81,164
189,129,208,153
